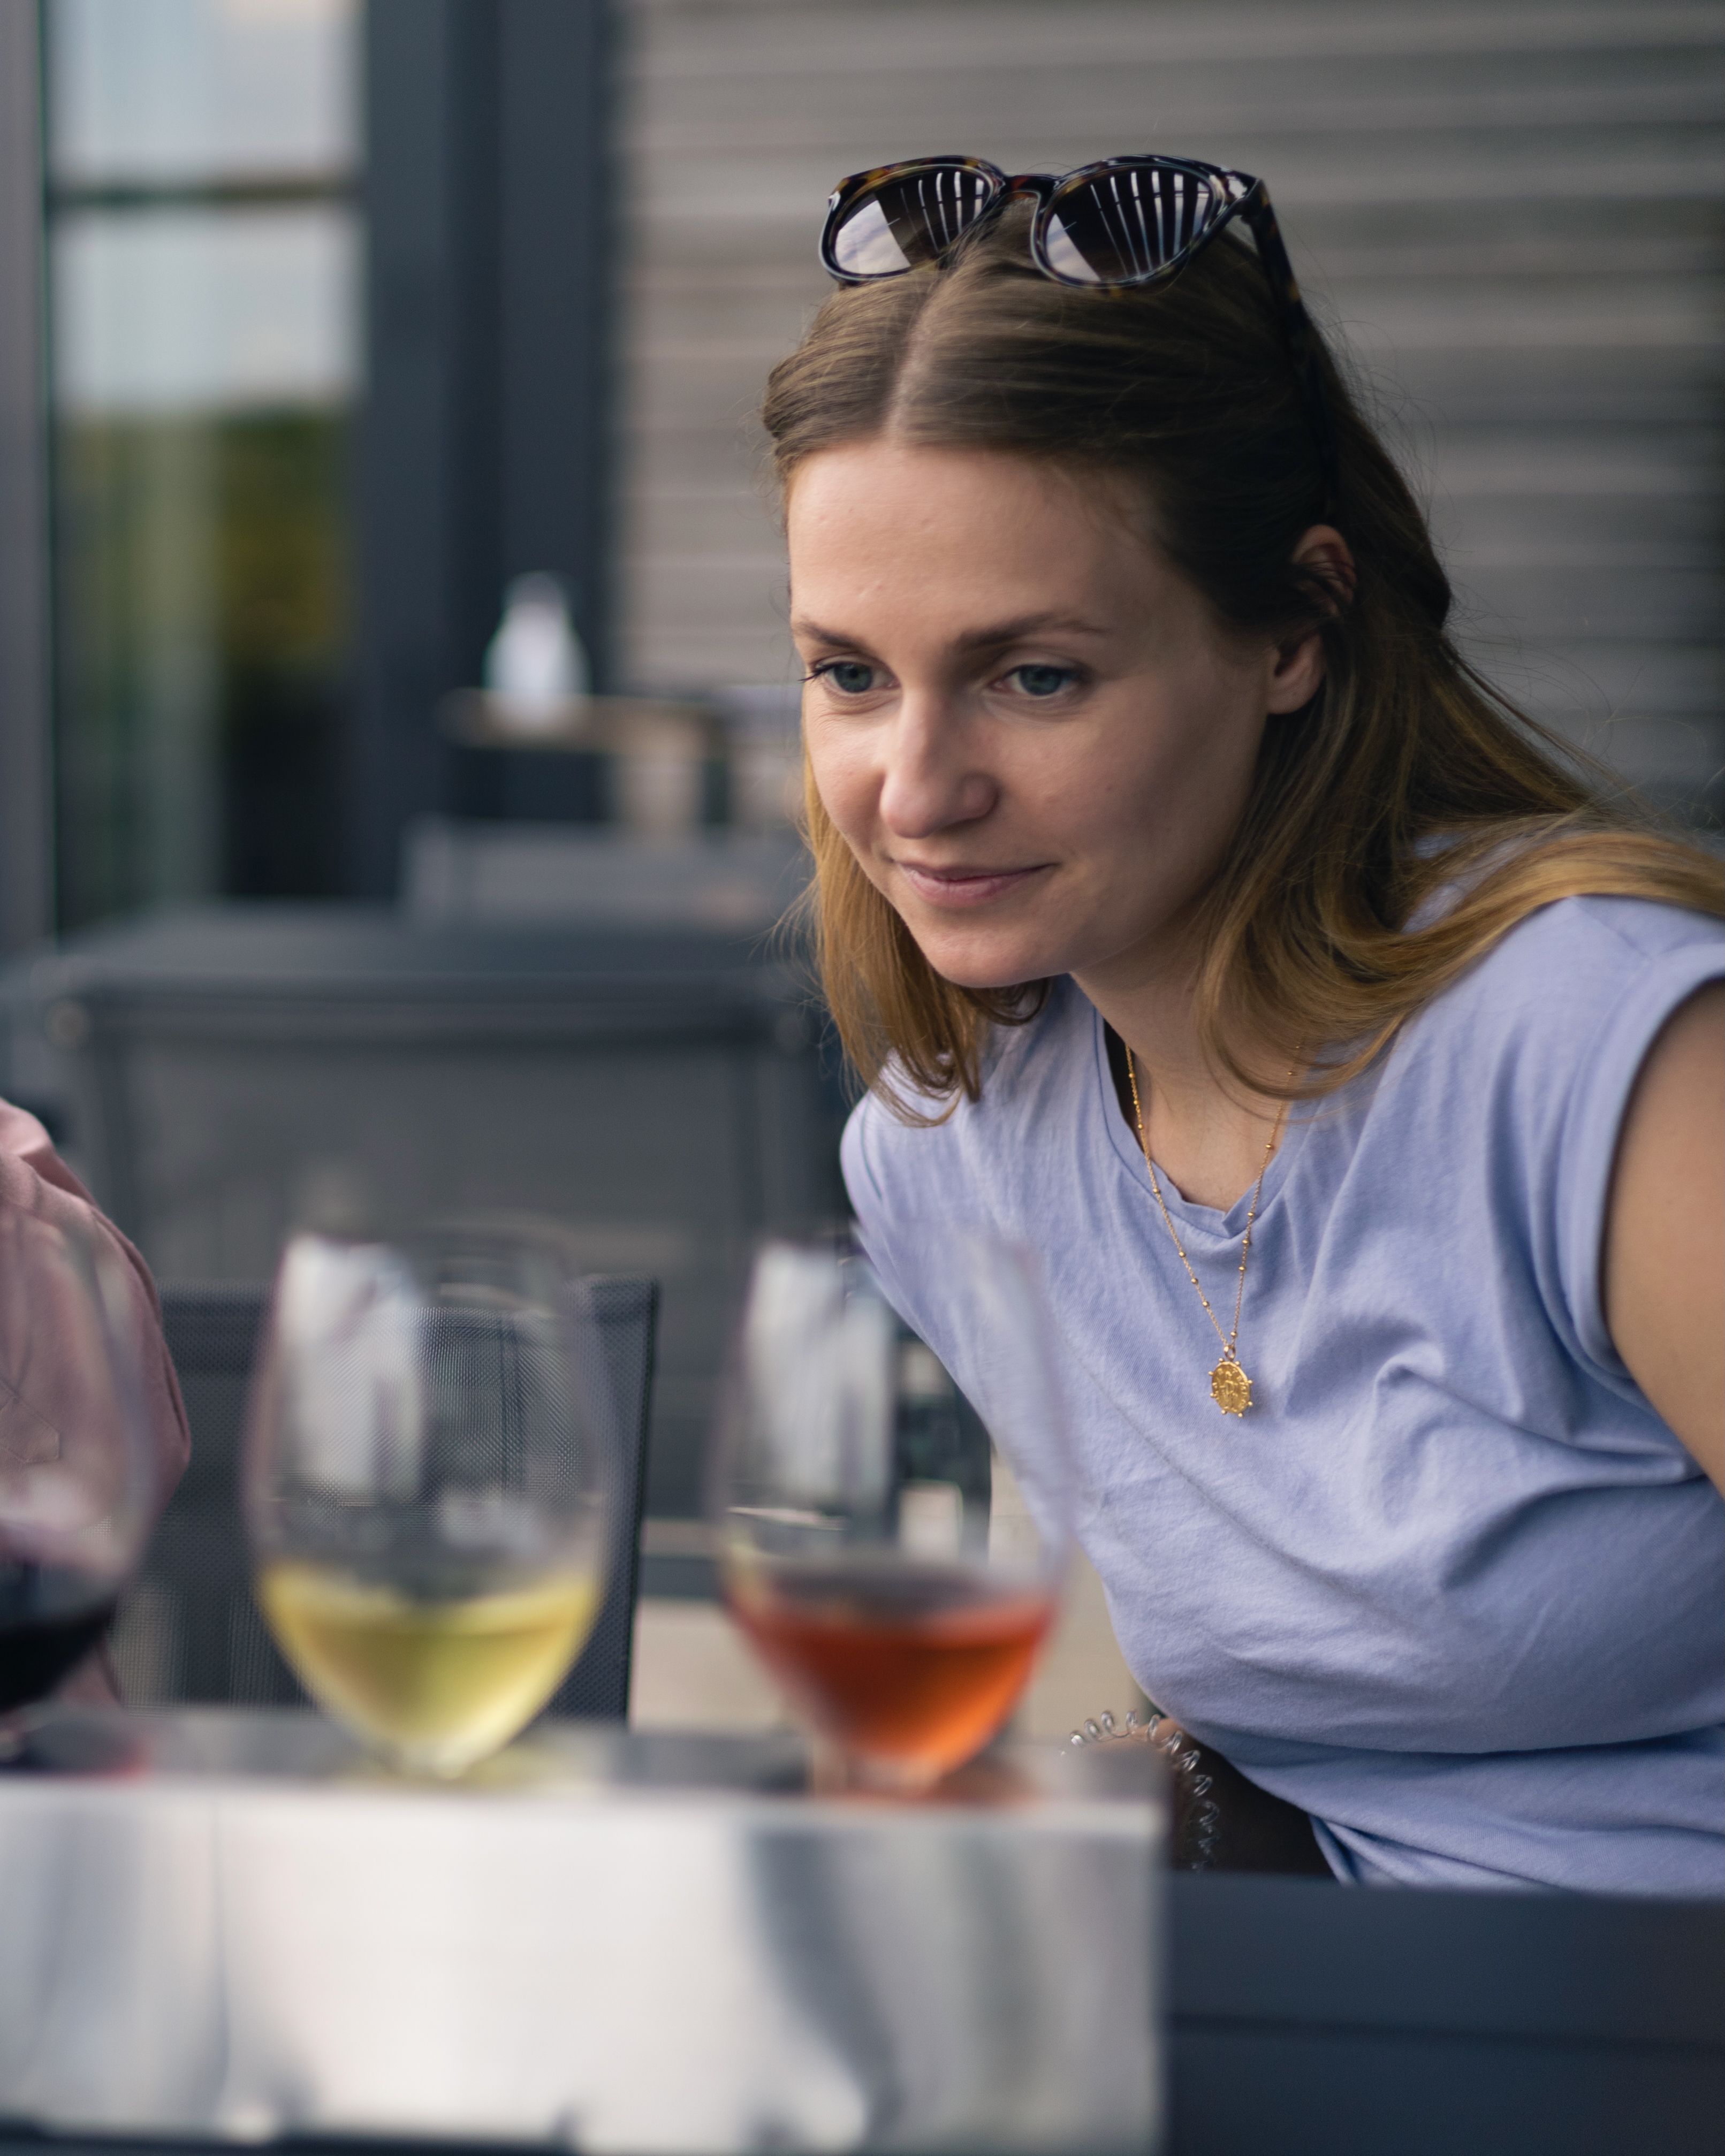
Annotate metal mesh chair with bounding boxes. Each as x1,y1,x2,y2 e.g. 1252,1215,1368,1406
111,1276,656,1720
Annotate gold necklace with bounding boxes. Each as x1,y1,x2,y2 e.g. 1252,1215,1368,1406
1124,1048,1288,1418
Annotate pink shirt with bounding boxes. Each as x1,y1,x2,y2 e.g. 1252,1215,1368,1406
0,1096,190,1702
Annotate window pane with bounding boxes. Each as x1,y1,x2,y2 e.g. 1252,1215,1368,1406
54,205,356,412
49,0,356,184
44,0,359,928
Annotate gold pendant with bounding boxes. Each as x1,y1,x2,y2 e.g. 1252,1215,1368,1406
1210,1356,1253,1416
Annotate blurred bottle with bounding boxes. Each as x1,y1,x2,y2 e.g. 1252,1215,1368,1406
483,574,589,733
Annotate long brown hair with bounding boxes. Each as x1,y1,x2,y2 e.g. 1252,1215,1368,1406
762,208,1724,1115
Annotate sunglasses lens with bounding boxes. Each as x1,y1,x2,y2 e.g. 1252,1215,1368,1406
1043,165,1218,285
829,165,997,278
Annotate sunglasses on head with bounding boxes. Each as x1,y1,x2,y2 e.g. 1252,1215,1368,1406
819,155,1338,511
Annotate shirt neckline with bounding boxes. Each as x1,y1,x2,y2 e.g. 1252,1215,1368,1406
1088,996,1310,1243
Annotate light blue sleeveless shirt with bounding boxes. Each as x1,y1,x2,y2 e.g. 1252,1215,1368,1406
842,896,1725,1894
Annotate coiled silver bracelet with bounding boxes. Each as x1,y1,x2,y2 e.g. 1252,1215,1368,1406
1068,1706,1223,1871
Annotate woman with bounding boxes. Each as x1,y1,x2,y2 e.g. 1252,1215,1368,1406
764,157,1724,1892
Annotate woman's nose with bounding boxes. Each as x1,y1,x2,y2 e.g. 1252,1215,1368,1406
877,701,996,837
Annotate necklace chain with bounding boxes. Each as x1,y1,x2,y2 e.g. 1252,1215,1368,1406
1124,1047,1288,1415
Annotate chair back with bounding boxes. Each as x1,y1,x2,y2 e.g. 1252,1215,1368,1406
112,1276,655,1721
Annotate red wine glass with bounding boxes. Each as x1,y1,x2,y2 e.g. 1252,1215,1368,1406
0,1220,156,1748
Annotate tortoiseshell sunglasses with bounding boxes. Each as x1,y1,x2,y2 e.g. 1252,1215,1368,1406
820,155,1338,508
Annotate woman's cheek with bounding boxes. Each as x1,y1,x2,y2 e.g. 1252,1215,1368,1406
807,731,876,845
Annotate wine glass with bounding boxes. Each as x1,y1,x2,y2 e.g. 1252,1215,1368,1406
0,1219,156,1741
712,1231,1071,1792
244,1222,614,1777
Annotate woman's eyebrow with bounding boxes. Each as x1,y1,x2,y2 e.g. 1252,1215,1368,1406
790,611,1110,648
789,617,867,646
955,612,1111,649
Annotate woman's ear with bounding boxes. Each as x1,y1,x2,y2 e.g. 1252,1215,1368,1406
1266,523,1356,714
1294,522,1356,609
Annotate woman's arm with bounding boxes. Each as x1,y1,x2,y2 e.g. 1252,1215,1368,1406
1603,980,1725,1495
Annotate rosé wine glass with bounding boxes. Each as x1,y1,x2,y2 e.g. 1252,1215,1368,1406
712,1230,1071,1792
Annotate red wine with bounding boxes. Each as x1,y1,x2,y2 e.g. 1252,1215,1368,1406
0,1564,118,1713
726,1558,1052,1784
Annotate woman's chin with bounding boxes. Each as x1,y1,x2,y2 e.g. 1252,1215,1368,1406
907,928,1067,994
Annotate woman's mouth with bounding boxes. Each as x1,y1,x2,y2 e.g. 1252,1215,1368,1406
892,860,1053,909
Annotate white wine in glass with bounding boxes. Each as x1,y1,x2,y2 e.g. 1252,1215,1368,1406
245,1224,614,1776
713,1232,1072,1792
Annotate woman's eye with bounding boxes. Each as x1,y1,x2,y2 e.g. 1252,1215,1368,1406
1004,664,1076,698
810,659,878,695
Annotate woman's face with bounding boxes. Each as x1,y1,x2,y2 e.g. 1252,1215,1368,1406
789,441,1327,1001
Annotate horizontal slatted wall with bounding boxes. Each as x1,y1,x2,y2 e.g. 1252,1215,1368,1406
616,0,1725,823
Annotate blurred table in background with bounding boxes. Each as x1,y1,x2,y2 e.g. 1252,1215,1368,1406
435,685,803,844
404,820,808,933
0,899,844,1520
